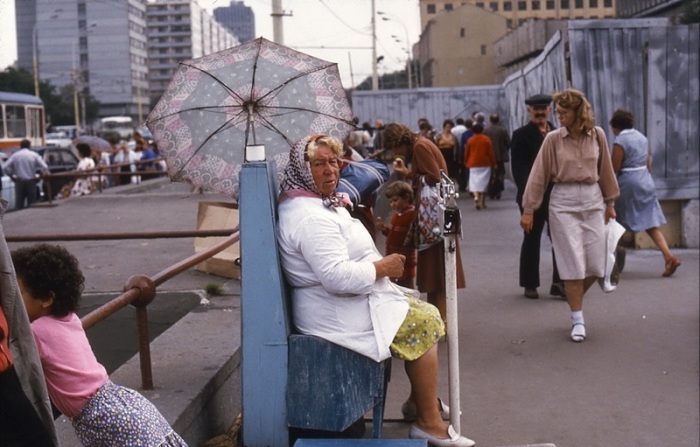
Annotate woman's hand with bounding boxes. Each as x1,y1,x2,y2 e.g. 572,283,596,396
605,203,616,223
520,213,534,233
392,158,409,176
374,253,405,279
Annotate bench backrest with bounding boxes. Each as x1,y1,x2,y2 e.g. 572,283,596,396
239,161,291,446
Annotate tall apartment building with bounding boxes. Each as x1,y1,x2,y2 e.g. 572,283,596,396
15,0,149,121
147,0,239,107
214,1,256,43
419,0,615,29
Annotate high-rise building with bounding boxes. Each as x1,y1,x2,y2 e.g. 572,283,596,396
147,0,239,107
15,0,150,123
419,0,616,30
213,1,256,43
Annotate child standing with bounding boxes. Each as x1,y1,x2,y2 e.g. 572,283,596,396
375,181,417,288
11,243,188,447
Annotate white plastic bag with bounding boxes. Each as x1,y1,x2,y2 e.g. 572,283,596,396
598,219,627,292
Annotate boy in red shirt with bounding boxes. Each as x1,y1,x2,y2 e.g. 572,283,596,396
376,181,417,288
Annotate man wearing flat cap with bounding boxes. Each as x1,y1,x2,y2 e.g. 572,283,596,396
510,93,565,300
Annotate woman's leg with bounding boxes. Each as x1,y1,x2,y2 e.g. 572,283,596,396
564,277,596,341
564,277,597,311
646,227,673,260
646,227,681,276
404,345,447,435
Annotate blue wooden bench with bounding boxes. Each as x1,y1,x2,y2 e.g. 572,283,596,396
239,161,396,446
294,440,427,447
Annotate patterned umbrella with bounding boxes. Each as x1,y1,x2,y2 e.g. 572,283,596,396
146,37,354,199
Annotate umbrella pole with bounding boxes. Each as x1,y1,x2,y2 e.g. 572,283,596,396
440,172,462,433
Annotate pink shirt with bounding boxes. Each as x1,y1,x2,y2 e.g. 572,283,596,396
31,313,108,418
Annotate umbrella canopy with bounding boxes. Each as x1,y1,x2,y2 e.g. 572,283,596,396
146,37,354,199
73,135,113,152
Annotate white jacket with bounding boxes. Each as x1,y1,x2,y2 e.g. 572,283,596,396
277,196,410,362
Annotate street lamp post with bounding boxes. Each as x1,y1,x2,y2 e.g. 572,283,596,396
32,24,40,97
371,0,378,90
392,35,413,89
378,12,412,89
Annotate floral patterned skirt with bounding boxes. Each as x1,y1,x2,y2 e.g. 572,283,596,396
72,381,188,447
390,297,445,361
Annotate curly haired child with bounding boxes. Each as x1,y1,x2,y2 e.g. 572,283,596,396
375,181,417,288
11,243,188,447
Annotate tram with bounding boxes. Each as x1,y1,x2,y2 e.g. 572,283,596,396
0,91,45,150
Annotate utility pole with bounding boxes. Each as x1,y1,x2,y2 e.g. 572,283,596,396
32,24,40,97
371,0,378,91
72,44,81,133
271,0,285,44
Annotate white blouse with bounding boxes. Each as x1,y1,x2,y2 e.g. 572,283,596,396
277,195,410,362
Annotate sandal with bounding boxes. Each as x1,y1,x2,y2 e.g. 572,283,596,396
571,323,586,342
662,257,681,277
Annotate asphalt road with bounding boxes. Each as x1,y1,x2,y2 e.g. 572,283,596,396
3,177,698,447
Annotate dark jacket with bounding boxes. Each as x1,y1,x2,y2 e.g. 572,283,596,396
510,121,555,207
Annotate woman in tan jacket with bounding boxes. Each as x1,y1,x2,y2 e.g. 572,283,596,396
520,89,619,342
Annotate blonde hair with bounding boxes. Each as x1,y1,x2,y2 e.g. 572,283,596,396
552,88,596,134
305,134,343,160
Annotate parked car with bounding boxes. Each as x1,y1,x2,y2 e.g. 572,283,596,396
1,145,80,207
34,145,80,199
45,131,74,147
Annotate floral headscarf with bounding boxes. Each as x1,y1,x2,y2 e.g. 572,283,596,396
280,135,321,195
280,134,351,208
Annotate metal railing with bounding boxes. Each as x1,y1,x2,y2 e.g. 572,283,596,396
7,228,240,390
41,158,169,202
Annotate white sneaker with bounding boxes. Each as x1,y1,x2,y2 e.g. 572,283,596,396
409,424,476,447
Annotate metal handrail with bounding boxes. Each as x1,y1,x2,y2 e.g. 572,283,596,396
77,230,241,389
6,228,241,390
40,158,168,200
80,231,240,390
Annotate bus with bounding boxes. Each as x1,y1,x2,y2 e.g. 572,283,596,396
0,91,45,150
100,116,134,139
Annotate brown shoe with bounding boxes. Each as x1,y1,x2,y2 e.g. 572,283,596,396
662,257,681,277
524,288,539,299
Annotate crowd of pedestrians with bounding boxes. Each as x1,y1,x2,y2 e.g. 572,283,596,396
3,92,684,446
350,87,682,345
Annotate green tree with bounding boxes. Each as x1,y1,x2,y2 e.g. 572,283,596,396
679,0,699,24
0,66,101,128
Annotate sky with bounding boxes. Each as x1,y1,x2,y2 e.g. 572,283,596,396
0,0,421,89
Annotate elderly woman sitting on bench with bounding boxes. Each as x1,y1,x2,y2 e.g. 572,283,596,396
277,134,475,447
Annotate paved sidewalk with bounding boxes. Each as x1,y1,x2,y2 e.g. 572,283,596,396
3,178,698,447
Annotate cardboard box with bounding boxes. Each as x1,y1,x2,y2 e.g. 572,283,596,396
194,201,241,279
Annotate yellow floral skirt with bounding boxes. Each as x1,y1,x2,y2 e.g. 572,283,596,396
390,297,445,361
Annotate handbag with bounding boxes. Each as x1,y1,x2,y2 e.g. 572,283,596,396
336,159,389,207
415,176,443,250
598,218,626,292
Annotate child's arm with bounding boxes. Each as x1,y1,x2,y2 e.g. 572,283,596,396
375,216,389,235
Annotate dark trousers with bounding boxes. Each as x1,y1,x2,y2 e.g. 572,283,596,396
0,366,55,447
14,179,38,210
519,204,561,289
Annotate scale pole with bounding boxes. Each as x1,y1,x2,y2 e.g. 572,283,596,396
440,171,462,433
